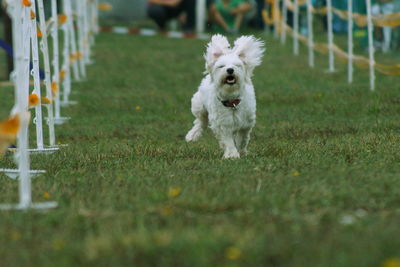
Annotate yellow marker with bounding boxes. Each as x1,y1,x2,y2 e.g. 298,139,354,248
168,187,182,198
0,115,20,155
292,171,300,177
41,97,52,105
29,94,39,108
76,52,83,60
22,0,32,7
30,10,36,20
98,3,113,11
51,82,58,96
37,27,43,38
60,70,66,81
225,247,242,260
58,14,68,25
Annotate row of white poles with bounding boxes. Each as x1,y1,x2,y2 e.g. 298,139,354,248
279,0,377,91
0,0,99,210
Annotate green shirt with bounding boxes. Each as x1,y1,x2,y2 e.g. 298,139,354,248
215,0,246,28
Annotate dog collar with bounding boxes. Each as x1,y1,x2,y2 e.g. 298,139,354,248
220,98,241,108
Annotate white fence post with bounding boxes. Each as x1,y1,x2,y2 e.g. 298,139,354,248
37,0,57,144
366,0,375,91
51,0,65,125
307,0,314,67
293,0,299,55
347,0,353,83
30,0,45,150
274,0,279,39
0,0,56,211
281,0,287,44
196,0,206,34
327,0,335,72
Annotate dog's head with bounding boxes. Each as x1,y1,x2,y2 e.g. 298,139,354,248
204,34,265,91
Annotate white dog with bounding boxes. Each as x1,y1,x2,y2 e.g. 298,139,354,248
185,34,265,159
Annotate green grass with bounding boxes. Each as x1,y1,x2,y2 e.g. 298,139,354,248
1,31,400,267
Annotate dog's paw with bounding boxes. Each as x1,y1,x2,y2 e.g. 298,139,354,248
185,129,202,142
223,150,240,159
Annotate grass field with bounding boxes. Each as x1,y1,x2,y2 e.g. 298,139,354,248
1,31,400,267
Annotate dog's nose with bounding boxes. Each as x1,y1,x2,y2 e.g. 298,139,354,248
227,68,234,74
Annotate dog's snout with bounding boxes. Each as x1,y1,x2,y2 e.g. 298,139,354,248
227,68,234,74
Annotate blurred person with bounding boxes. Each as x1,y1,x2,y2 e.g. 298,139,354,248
247,0,264,30
147,0,195,33
207,0,252,34
393,0,400,50
372,0,395,52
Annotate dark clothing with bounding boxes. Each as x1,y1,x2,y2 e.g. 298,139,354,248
147,0,196,31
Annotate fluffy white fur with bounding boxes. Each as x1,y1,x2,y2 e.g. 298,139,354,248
185,34,265,159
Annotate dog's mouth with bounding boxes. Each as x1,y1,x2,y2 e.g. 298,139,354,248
224,75,237,85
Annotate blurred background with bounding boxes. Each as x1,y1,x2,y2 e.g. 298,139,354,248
1,0,399,81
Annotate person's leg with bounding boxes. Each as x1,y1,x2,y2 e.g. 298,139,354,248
179,0,196,31
209,4,230,32
255,0,265,29
233,3,252,31
147,4,168,31
233,13,244,31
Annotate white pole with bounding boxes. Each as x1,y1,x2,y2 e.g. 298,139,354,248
366,0,375,91
19,3,32,208
94,0,100,34
306,0,314,67
347,0,353,83
273,0,279,39
62,0,72,105
30,0,45,150
293,0,299,55
66,0,81,81
76,0,87,78
0,0,57,211
90,0,97,44
62,7,71,105
196,0,206,33
327,0,335,72
37,0,56,146
281,0,287,44
51,0,62,121
382,2,393,53
382,27,391,53
83,0,92,65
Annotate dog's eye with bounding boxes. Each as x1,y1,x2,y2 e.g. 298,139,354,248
217,65,225,69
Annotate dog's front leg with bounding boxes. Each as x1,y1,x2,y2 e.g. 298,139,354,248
217,131,240,159
235,128,252,155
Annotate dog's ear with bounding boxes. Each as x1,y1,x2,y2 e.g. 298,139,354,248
233,36,265,73
204,34,230,72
